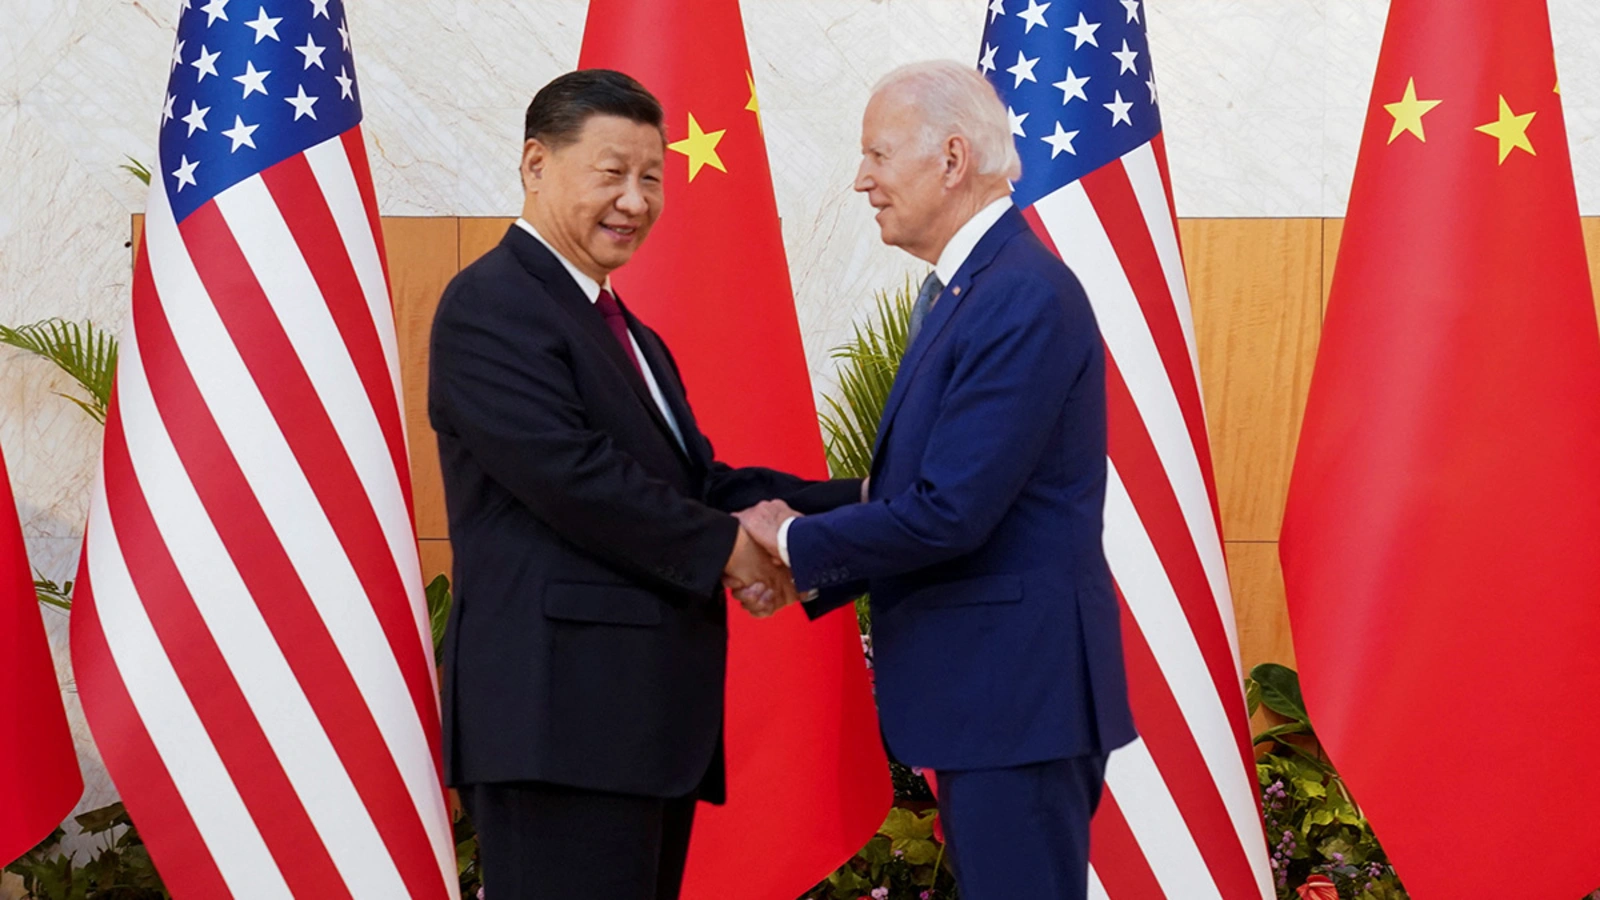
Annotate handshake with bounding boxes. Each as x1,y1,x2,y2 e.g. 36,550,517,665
722,498,802,618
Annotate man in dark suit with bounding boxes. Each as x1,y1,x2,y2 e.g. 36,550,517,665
740,61,1137,900
428,70,859,900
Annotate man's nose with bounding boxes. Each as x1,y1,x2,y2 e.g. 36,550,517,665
617,180,649,214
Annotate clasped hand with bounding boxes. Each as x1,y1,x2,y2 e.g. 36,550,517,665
721,499,801,618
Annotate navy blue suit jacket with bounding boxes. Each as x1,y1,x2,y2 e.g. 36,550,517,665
789,207,1137,771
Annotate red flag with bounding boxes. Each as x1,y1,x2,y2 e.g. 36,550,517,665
1280,2,1600,897
578,1,891,894
0,442,82,866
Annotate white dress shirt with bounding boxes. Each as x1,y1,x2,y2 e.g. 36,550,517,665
515,218,687,452
776,195,1015,567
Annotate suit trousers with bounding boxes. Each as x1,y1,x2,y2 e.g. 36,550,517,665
935,755,1109,900
462,781,698,900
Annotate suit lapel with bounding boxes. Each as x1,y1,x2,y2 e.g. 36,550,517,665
623,305,707,472
500,227,688,461
871,208,1031,465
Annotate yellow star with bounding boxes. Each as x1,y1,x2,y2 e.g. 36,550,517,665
1383,78,1442,144
745,71,763,136
1474,95,1537,164
667,112,727,181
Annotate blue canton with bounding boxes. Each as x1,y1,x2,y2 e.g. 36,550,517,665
979,0,1161,209
159,0,363,222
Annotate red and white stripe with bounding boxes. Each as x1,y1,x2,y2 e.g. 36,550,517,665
70,128,458,900
1027,136,1274,899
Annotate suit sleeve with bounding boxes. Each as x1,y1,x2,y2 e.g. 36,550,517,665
704,464,863,515
641,323,865,514
430,278,738,598
786,277,1088,592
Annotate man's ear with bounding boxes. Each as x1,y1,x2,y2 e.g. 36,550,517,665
521,138,548,193
943,134,973,188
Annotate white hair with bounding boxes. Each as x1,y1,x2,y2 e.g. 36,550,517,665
872,60,1022,182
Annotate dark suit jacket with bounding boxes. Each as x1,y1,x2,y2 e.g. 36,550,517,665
788,208,1137,771
428,226,859,802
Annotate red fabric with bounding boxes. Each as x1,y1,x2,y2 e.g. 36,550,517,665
578,2,891,895
1279,2,1600,898
596,289,645,378
0,443,82,866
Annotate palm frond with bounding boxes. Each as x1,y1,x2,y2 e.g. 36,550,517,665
817,274,921,479
0,319,118,424
121,156,152,186
35,575,73,611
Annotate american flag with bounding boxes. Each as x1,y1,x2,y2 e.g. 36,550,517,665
69,1,458,897
978,2,1274,897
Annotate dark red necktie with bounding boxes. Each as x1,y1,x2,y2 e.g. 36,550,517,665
595,289,644,379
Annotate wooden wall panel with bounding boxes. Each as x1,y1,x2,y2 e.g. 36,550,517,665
1181,218,1322,545
1321,218,1342,314
419,539,454,585
1585,219,1600,326
1225,541,1296,675
460,217,516,269
380,218,458,541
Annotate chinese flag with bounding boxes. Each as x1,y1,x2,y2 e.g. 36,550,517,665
1280,2,1600,897
578,0,891,895
1,442,82,866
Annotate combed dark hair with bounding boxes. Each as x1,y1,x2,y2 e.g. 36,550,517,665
524,69,665,147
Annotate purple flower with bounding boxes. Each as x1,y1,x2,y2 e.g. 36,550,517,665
872,888,889,900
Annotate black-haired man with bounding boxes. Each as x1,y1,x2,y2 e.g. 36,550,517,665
428,69,860,900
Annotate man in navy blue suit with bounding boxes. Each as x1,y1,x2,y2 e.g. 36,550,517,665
737,61,1136,899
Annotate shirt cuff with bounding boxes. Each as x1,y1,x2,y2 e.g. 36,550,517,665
777,516,797,567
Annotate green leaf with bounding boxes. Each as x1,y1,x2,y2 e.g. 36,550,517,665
121,156,153,185
0,318,118,423
74,802,129,834
893,837,941,866
425,574,452,657
1249,662,1310,725
1251,720,1311,746
879,806,936,841
856,834,893,867
1245,677,1261,718
35,574,74,611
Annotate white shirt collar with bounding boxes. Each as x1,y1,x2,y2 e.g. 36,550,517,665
933,195,1013,287
515,217,611,304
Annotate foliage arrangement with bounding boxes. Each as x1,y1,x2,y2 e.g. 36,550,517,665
817,274,918,482
1248,663,1405,900
0,319,117,425
3,805,167,900
802,808,954,900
